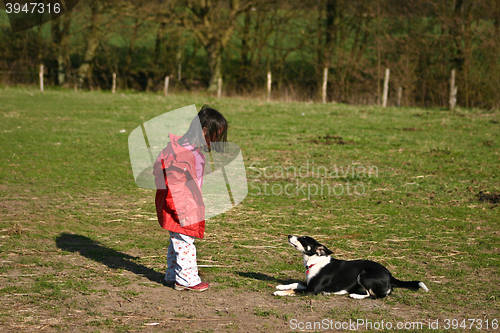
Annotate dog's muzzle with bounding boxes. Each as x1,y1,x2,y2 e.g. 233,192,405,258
288,235,300,248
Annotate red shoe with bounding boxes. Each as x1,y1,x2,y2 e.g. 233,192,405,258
174,282,209,292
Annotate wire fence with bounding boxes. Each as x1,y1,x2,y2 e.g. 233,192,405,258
1,67,465,111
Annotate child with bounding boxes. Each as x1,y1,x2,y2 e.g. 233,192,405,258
153,105,228,291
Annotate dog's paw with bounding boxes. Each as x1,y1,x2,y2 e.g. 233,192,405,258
273,290,296,297
275,283,299,290
349,292,370,299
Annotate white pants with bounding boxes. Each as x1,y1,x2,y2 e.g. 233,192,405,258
165,231,201,287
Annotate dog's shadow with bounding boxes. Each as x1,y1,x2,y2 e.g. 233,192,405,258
237,271,300,286
55,233,164,284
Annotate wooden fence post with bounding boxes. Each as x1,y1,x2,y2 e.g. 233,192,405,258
449,69,457,111
164,76,169,97
322,67,328,104
382,68,390,107
397,87,402,107
217,77,222,99
267,71,272,102
39,64,44,92
112,73,116,94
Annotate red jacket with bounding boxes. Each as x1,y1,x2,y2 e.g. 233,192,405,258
153,134,206,238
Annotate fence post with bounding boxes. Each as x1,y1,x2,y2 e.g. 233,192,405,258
397,87,402,107
112,73,116,94
39,64,44,92
322,67,328,104
449,69,457,111
164,76,169,97
382,68,390,107
217,77,222,99
267,71,272,102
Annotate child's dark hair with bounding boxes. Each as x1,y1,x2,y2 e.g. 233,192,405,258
179,105,228,152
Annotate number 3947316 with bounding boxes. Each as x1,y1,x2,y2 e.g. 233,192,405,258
5,2,61,14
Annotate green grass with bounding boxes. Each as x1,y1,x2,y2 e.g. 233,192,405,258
0,86,499,331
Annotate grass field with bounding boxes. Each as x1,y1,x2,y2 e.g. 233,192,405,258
0,86,499,332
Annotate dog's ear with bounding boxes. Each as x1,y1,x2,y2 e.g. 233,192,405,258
316,245,333,256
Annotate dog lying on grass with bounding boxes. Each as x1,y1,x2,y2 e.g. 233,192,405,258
274,235,428,298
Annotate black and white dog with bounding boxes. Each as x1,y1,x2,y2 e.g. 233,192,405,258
274,235,429,298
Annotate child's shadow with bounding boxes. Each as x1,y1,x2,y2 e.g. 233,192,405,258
55,233,164,284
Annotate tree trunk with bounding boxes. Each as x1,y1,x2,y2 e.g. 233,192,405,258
206,40,222,92
51,11,72,86
59,12,72,86
238,6,252,87
318,0,337,99
324,0,337,64
182,0,250,93
77,2,102,90
124,19,141,90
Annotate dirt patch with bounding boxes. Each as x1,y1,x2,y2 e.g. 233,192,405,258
478,191,500,204
310,135,352,145
0,200,30,211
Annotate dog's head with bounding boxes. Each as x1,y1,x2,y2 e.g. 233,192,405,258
287,235,333,257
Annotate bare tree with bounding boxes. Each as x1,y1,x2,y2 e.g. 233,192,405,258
51,11,72,86
231,1,285,95
177,0,253,92
76,0,127,89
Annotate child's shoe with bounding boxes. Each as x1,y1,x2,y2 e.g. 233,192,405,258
174,282,209,292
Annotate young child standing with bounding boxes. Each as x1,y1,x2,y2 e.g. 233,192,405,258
153,105,228,291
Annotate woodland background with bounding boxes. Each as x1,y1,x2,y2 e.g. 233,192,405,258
1,0,500,109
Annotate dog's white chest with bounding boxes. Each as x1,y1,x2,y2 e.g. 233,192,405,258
305,257,331,283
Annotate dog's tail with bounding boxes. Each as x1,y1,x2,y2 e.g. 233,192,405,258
390,276,429,292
